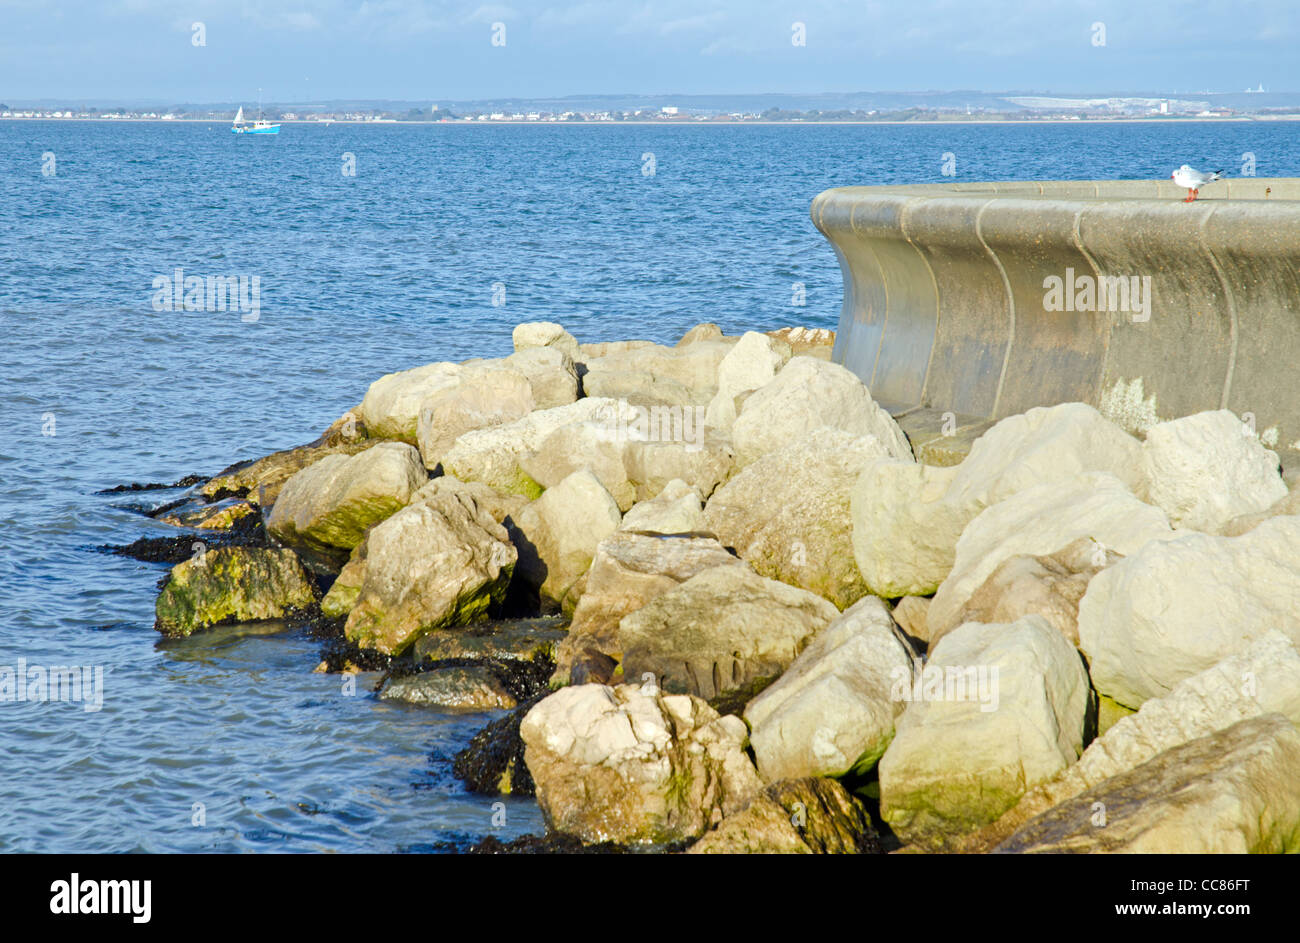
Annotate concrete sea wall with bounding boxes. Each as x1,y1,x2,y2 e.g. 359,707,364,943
813,179,1300,464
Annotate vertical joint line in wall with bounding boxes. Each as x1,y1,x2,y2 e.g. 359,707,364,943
856,202,889,391
1073,207,1110,405
1199,207,1238,410
901,199,942,408
976,200,1015,416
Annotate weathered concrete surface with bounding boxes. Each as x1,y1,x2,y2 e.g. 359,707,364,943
813,179,1300,464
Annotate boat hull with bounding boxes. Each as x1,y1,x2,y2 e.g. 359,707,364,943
232,125,280,135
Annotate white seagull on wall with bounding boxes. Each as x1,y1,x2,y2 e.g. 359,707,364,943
1170,165,1225,203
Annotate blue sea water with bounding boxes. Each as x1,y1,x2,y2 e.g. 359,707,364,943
1,119,1297,852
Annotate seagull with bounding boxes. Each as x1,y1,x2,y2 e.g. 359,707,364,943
1170,165,1225,202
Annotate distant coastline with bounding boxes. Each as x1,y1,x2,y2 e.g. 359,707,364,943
5,115,1297,126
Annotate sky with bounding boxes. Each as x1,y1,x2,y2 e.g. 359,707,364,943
1,0,1296,103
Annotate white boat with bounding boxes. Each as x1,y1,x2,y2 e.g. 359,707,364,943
232,102,280,135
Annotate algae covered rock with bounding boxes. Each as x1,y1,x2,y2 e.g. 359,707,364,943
155,546,318,637
343,490,517,655
994,714,1300,854
878,615,1091,848
266,441,427,571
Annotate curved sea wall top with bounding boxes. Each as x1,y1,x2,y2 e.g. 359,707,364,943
812,178,1300,462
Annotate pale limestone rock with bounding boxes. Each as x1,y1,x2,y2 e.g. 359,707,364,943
552,532,744,685
878,615,1091,848
1141,409,1286,534
994,714,1300,854
623,430,736,502
618,479,705,534
938,536,1121,648
745,597,912,782
520,420,637,511
617,564,839,701
511,469,622,613
503,346,579,409
582,341,732,407
706,427,893,608
851,403,1144,598
358,361,462,442
1222,482,1300,537
704,331,791,433
520,683,762,845
731,358,912,467
959,630,1300,851
440,398,627,498
1078,515,1300,708
343,489,516,655
511,320,581,360
891,596,932,644
415,365,534,471
851,459,962,598
926,473,1173,644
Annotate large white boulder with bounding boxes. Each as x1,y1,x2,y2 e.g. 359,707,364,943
358,361,462,442
851,403,1145,598
878,615,1091,847
706,428,895,608
552,532,745,685
266,442,427,570
502,346,579,409
1141,409,1287,534
512,320,581,360
520,420,638,511
703,331,790,433
994,714,1300,854
510,468,622,613
520,684,762,845
618,479,706,535
1078,515,1300,708
960,630,1300,850
745,597,913,782
343,489,516,654
731,358,912,466
440,398,628,498
415,365,535,472
926,472,1174,644
618,564,839,701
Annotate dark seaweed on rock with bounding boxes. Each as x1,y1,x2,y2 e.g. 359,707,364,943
100,511,267,563
383,653,555,704
464,833,632,854
452,694,544,797
707,673,777,718
95,474,205,494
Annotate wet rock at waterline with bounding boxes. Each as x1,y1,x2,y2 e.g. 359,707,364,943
266,441,427,572
380,666,517,710
520,683,762,845
155,546,318,637
342,490,517,655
